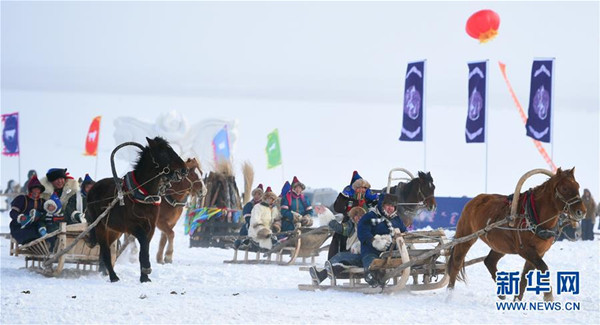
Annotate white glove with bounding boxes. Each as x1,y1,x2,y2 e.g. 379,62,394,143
350,241,361,254
372,234,392,251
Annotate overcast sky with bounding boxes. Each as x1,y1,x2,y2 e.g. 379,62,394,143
1,1,599,196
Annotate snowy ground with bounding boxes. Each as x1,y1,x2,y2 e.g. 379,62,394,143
1,214,599,324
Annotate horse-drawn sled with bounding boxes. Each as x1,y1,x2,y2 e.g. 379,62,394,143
299,168,586,298
223,226,332,266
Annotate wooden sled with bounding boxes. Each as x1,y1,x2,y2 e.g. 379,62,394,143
9,222,117,276
298,229,451,293
224,226,331,266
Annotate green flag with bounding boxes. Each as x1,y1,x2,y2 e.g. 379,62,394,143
266,129,282,169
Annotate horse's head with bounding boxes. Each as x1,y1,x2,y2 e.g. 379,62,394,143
412,171,436,212
551,167,586,223
184,158,207,200
144,137,188,183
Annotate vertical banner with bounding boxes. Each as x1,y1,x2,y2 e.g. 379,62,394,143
1,112,19,156
84,116,101,156
212,125,231,164
266,128,282,169
465,61,487,143
525,59,554,143
400,61,425,141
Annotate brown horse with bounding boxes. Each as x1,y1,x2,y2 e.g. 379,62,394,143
156,158,206,264
86,137,188,282
447,168,586,301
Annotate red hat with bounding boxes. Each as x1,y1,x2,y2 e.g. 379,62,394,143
251,183,264,196
27,175,46,193
291,176,305,190
263,186,277,201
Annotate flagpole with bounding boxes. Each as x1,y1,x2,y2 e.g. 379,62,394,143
423,59,427,172
484,60,489,193
549,58,556,162
18,154,22,185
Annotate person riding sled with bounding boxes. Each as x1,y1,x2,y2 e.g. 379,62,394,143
309,206,367,285
280,176,314,231
329,171,378,259
9,175,47,245
247,187,280,249
357,193,406,287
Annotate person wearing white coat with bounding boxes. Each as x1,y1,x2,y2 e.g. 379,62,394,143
248,187,279,249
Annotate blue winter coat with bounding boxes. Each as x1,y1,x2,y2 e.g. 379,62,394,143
9,194,46,244
239,199,260,236
357,203,407,257
280,191,314,231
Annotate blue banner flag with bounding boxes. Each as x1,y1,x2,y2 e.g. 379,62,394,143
400,61,425,141
525,59,554,143
1,112,19,156
212,125,231,164
465,61,487,143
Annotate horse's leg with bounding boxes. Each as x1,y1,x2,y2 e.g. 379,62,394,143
483,249,506,299
133,227,152,283
164,228,175,264
447,238,478,289
97,227,120,282
156,232,167,264
517,251,553,302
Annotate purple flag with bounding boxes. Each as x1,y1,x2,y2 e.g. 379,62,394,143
465,61,487,143
1,112,19,156
399,61,425,141
525,59,554,143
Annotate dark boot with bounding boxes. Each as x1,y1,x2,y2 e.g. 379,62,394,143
309,266,327,285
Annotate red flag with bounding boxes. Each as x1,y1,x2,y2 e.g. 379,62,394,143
84,116,101,156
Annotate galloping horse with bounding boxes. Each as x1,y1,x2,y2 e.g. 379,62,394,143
156,158,206,264
388,171,437,226
86,137,188,282
447,168,586,301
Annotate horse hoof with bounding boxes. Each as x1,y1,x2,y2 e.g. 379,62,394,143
140,275,151,283
142,267,152,275
110,276,120,283
164,257,173,264
497,295,506,300
157,259,165,265
543,293,554,302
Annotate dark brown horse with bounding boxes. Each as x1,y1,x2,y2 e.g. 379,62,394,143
86,137,188,282
388,171,437,227
447,168,586,301
156,158,205,264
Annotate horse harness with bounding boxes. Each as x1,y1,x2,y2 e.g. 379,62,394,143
499,189,582,242
123,171,163,206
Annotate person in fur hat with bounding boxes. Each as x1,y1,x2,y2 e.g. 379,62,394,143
63,174,95,224
329,171,379,259
41,168,79,209
239,184,264,237
280,176,314,231
309,206,367,285
248,187,280,249
9,175,47,244
357,193,407,287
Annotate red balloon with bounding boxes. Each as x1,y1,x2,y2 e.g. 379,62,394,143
466,9,500,43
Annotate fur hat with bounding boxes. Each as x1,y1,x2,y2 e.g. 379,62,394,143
46,168,68,182
27,175,45,193
348,206,367,220
279,181,291,197
381,193,399,207
350,171,371,190
251,184,264,196
291,176,305,191
263,186,278,202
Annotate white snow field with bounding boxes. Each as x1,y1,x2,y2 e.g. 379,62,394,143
1,215,598,324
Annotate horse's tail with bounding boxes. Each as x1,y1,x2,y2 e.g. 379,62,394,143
447,246,467,283
242,161,254,205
